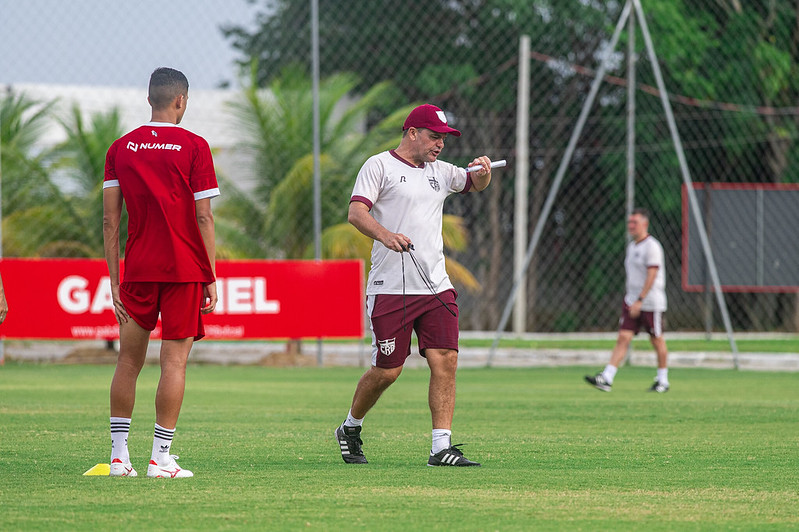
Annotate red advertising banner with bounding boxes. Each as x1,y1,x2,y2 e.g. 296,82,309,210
0,258,364,340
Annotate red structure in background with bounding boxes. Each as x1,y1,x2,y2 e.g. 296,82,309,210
0,259,364,340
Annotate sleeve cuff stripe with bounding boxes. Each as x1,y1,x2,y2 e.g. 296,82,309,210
194,188,220,200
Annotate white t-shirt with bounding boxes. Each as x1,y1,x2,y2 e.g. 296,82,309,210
351,150,470,295
624,235,667,312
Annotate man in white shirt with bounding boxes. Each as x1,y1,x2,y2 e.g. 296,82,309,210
585,208,670,393
335,104,493,466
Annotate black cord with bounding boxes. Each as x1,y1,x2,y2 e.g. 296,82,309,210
403,244,457,317
400,252,407,330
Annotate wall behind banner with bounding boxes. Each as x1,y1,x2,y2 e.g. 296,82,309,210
1,1,798,333
0,259,364,340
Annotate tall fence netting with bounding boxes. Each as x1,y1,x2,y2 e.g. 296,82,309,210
2,0,797,334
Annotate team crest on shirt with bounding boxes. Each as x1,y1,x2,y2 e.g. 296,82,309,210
378,338,396,356
151,130,158,137
427,176,440,192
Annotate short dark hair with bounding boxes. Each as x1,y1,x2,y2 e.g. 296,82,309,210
632,207,650,220
148,67,189,110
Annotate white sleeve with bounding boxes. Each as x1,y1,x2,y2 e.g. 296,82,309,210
351,156,384,206
646,240,664,268
445,162,468,193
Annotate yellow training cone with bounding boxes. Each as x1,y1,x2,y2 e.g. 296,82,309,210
83,463,110,476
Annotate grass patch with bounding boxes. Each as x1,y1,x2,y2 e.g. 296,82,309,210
458,337,799,353
1,363,798,530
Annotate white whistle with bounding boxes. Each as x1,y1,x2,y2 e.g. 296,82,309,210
466,159,507,173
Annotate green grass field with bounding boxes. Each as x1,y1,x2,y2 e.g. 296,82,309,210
461,336,799,353
2,363,798,530
343,335,799,353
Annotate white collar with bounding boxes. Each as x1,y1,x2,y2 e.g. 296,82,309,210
144,121,178,127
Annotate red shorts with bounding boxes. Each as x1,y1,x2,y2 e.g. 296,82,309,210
367,289,459,369
120,281,206,341
619,301,665,338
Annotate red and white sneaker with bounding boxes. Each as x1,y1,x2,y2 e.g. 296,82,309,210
109,458,138,477
147,455,193,478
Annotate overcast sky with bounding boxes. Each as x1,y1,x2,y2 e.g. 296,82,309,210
0,0,260,90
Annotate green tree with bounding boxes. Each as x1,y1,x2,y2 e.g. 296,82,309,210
3,101,124,257
217,64,407,259
0,92,58,220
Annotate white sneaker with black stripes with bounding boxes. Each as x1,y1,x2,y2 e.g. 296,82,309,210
427,444,480,467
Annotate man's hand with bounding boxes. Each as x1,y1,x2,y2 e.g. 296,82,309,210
379,232,413,253
468,156,492,191
469,156,492,177
111,284,129,324
0,294,8,324
202,282,218,314
629,300,642,319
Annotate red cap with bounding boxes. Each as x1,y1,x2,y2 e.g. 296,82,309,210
403,104,461,137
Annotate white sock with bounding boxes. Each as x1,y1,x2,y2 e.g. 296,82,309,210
657,368,669,385
344,409,363,428
151,423,175,465
602,365,618,384
431,429,452,454
110,417,131,463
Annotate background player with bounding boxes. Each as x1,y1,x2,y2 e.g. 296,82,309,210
585,208,670,393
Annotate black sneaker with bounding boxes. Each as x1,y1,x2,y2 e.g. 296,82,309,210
585,373,612,392
648,380,670,393
427,444,480,467
335,425,367,464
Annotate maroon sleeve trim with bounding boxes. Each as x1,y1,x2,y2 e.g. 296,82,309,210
350,195,373,210
460,175,473,194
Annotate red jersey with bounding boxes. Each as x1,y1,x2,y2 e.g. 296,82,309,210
104,122,219,283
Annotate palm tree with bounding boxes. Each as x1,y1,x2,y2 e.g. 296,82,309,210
218,63,408,258
2,98,124,257
46,104,126,256
1,92,57,219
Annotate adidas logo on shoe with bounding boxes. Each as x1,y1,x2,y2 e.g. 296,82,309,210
335,425,367,464
585,373,612,392
427,444,480,467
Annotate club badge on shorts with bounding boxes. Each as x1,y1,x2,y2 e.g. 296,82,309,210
378,338,396,356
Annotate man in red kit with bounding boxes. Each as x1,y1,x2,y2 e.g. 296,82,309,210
103,67,219,479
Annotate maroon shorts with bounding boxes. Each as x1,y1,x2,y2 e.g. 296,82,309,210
619,301,665,338
367,289,459,369
120,281,206,341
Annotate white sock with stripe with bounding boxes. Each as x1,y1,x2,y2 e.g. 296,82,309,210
110,417,131,463
151,423,175,465
657,368,669,385
431,429,452,454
